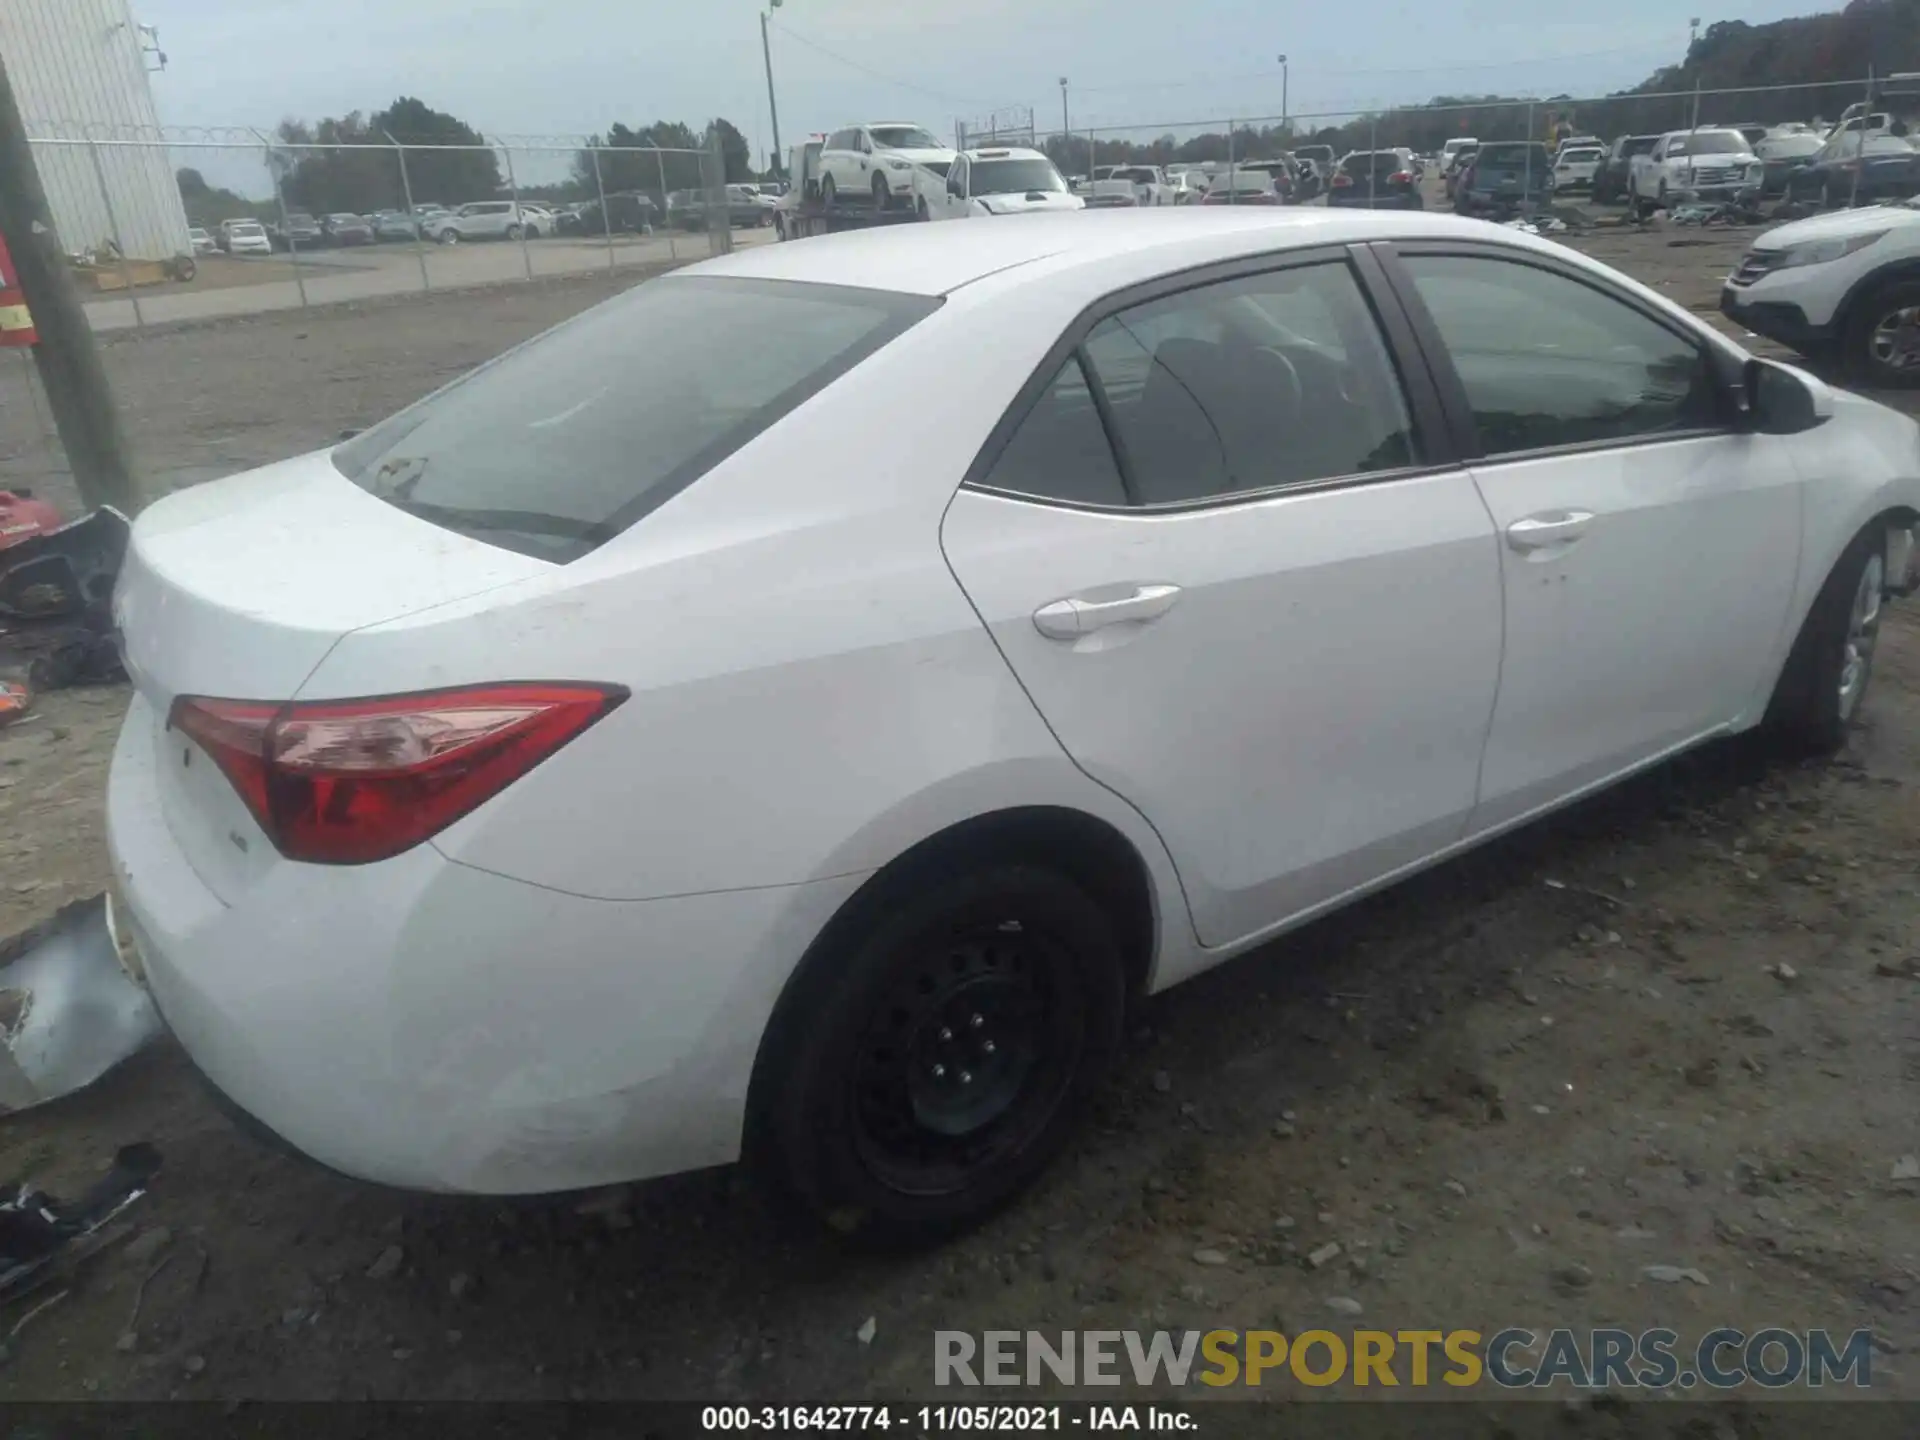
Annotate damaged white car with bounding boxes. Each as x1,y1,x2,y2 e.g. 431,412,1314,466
104,211,1920,1244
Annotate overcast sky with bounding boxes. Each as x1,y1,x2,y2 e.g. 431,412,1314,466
137,0,1826,166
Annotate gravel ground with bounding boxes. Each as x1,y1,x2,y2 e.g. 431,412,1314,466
0,212,1917,1408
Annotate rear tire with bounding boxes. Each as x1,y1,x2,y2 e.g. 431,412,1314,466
821,174,838,209
1765,524,1889,756
437,229,459,245
1842,279,1920,389
758,864,1125,1247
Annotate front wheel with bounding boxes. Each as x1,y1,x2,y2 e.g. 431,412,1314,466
436,229,459,245
871,173,891,212
1843,279,1920,389
505,223,523,241
821,174,838,209
758,864,1125,1245
916,197,930,221
1766,524,1890,755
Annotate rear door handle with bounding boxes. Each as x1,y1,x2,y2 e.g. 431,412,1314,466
1506,510,1595,553
1033,583,1182,639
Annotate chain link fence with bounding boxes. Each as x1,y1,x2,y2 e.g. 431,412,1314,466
22,125,768,332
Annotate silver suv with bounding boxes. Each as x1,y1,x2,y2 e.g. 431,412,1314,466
430,201,527,245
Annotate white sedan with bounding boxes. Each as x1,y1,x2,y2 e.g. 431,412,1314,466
107,210,1918,1243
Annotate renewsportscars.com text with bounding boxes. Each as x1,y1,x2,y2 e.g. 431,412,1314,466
935,1327,1875,1390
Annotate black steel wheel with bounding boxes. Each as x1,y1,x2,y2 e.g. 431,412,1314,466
758,865,1125,1245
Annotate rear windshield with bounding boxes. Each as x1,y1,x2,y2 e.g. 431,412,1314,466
1211,174,1275,192
1664,132,1749,156
1623,135,1661,155
971,159,1064,193
871,126,941,150
1341,152,1404,173
1559,148,1602,162
1475,143,1550,166
333,277,939,562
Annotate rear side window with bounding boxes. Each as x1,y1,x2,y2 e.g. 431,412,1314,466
979,357,1129,507
1079,262,1416,505
334,277,938,561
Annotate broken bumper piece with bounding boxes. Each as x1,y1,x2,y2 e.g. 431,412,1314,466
0,895,162,1114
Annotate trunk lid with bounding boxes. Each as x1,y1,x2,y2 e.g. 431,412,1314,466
114,451,550,902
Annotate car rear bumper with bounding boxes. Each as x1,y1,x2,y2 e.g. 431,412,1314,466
105,691,864,1195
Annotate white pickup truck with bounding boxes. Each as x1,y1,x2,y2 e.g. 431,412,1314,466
921,147,1084,219
1629,128,1764,214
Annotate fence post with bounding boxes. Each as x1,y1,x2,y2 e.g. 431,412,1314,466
384,130,431,294
252,129,308,309
1369,111,1378,207
1851,66,1873,209
589,142,615,272
86,139,144,328
1227,120,1236,191
656,149,679,261
706,127,733,258
497,141,534,281
1523,101,1535,210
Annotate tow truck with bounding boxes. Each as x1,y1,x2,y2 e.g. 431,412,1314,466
774,134,929,241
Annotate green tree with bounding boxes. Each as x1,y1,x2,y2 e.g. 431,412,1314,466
709,117,751,182
372,97,502,206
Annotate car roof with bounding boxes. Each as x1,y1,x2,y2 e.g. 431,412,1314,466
1662,127,1745,139
962,147,1048,161
692,208,1565,298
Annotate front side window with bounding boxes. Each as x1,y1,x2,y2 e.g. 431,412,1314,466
1078,262,1417,505
334,277,939,562
1399,254,1723,457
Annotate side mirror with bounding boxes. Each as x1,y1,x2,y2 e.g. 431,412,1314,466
948,175,964,196
1741,357,1832,435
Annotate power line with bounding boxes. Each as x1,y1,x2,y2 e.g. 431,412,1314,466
766,19,991,111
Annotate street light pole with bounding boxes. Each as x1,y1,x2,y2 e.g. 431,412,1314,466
1279,54,1289,138
761,0,785,178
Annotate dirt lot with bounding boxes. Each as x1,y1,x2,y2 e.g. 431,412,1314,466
0,214,1917,1410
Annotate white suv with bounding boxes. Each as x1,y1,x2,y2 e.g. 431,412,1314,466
922,147,1083,220
1630,129,1763,213
430,201,528,245
819,122,956,211
1721,197,1920,387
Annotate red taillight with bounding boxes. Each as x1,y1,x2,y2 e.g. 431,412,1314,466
169,683,627,865
1331,173,1353,188
1390,171,1413,183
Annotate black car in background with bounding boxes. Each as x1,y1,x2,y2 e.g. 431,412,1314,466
1327,151,1423,208
557,191,660,236
321,213,374,247
269,211,323,250
1453,141,1554,215
1592,134,1661,203
1786,145,1920,208
666,190,707,231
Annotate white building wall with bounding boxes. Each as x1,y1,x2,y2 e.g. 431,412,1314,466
4,0,192,260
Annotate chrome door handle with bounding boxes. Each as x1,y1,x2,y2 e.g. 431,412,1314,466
1506,510,1595,552
1033,583,1182,640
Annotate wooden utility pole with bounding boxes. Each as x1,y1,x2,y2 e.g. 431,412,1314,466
0,53,139,514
